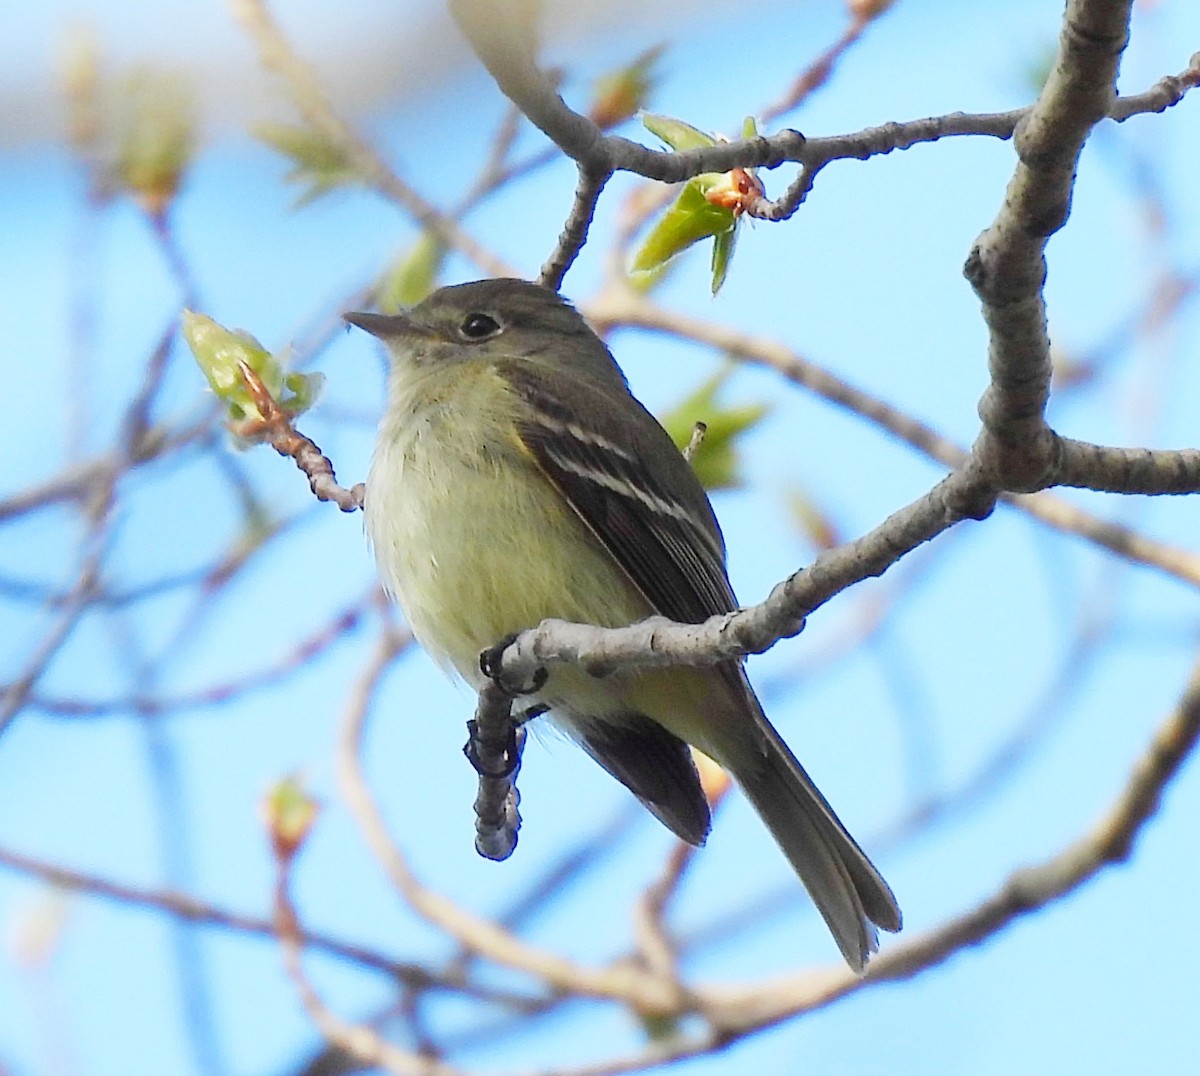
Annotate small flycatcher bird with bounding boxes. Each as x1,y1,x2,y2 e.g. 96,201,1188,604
346,278,901,970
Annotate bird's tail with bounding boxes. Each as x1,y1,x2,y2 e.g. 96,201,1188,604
729,715,902,972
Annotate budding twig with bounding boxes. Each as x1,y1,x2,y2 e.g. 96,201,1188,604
231,359,364,512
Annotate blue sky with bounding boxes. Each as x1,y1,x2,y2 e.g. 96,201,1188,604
2,2,1200,1074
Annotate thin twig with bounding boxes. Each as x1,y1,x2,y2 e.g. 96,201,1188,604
271,830,467,1075
539,165,609,290
0,509,110,735
231,359,364,511
0,844,503,997
759,12,872,125
229,0,516,280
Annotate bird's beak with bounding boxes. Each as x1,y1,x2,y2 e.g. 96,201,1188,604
343,310,424,339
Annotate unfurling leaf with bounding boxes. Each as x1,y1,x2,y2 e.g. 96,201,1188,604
632,114,765,294
630,178,737,284
709,223,738,296
281,370,326,416
255,121,357,207
377,233,447,312
641,112,717,152
660,369,769,490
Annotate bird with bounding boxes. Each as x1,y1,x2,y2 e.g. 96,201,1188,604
346,277,901,970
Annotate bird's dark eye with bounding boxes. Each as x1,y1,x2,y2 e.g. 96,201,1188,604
459,312,502,340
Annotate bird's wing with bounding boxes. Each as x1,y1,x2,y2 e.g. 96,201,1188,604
503,363,737,625
502,361,744,848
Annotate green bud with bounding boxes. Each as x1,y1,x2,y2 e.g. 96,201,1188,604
589,46,663,130
262,776,320,860
181,310,323,426
113,69,195,218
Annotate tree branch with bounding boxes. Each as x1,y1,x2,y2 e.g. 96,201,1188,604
965,0,1132,492
1054,438,1200,494
491,468,992,690
539,164,609,290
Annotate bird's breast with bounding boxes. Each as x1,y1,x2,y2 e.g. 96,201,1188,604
365,368,649,687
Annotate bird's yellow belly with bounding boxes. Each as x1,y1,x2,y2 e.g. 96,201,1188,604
366,411,650,690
